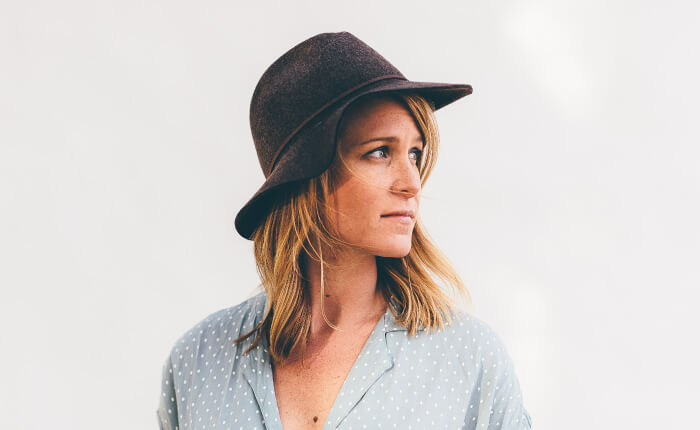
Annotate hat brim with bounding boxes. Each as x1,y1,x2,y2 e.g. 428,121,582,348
234,78,472,240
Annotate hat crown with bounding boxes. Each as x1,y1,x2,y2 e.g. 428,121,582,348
249,31,405,177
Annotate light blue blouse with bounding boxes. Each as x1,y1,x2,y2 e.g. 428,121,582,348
157,291,532,429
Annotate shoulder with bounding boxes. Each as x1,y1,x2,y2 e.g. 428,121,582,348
157,291,270,429
166,290,268,365
447,309,509,350
438,309,519,377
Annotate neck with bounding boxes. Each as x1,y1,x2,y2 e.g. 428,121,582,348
302,245,387,339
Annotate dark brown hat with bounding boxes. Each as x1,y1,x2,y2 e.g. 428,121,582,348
234,31,472,240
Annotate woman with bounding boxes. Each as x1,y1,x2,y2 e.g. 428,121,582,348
157,31,532,429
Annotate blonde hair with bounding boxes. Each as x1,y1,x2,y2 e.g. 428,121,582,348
235,93,471,364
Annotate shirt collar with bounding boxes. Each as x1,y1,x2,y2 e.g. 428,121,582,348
241,294,413,430
383,298,426,334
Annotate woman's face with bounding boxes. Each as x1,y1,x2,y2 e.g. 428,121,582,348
328,95,423,258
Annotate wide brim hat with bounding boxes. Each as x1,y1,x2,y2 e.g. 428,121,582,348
235,31,472,240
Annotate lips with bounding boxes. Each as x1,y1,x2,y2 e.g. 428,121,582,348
380,210,415,227
381,210,415,218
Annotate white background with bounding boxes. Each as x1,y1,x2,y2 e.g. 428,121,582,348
1,1,699,429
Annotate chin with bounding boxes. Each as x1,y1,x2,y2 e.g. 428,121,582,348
373,239,413,258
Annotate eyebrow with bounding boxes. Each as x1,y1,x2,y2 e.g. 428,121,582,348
358,136,424,146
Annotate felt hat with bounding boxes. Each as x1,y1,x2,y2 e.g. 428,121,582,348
234,31,472,240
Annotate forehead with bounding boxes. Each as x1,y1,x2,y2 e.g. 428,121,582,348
338,94,418,140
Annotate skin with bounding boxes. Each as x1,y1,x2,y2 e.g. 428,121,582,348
331,94,423,257
304,94,424,336
273,95,426,429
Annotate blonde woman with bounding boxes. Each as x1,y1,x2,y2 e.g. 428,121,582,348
157,31,532,430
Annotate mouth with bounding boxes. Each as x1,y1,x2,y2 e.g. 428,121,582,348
380,210,415,225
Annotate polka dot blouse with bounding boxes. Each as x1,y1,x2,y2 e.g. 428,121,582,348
157,291,532,429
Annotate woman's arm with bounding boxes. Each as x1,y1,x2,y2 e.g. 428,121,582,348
487,346,532,429
462,316,533,429
156,354,179,430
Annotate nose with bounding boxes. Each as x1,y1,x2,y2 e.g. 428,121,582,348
390,155,421,199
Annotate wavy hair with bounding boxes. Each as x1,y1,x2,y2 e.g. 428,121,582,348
235,93,471,364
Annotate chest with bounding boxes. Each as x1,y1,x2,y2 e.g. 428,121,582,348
271,334,372,429
176,324,482,429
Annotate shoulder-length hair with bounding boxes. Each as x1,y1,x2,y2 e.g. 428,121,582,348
235,93,471,364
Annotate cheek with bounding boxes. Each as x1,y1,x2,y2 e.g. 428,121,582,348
331,178,384,233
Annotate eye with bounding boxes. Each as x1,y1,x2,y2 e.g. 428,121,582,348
366,146,389,159
365,146,424,164
410,148,423,164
